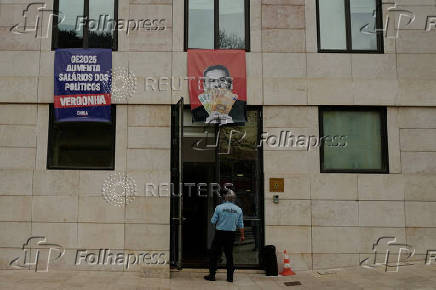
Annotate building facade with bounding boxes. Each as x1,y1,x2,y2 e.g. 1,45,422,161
0,0,436,277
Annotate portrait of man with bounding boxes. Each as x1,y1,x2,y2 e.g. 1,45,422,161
188,50,247,125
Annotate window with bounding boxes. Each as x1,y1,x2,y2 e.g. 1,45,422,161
185,0,250,51
52,0,118,50
316,0,383,52
319,107,388,173
47,105,116,170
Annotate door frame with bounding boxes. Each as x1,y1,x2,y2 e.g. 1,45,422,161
170,105,265,269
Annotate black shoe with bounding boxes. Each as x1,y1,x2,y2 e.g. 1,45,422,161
226,276,233,283
204,275,215,281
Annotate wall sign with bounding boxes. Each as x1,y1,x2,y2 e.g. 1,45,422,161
54,48,112,122
188,49,246,125
269,178,284,192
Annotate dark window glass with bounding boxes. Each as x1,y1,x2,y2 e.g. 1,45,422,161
317,0,383,52
319,107,388,173
53,0,117,50
186,0,249,50
47,105,116,170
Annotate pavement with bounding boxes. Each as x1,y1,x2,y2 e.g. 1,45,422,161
0,264,435,289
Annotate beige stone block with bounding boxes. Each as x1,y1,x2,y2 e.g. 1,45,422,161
0,3,41,26
78,223,124,249
312,254,359,269
397,30,436,53
0,222,31,247
0,196,31,221
262,0,305,4
0,77,38,103
262,29,305,52
35,105,49,170
127,105,170,127
125,224,169,250
351,54,397,80
265,226,311,253
307,54,351,78
405,202,436,227
0,125,35,147
33,170,79,196
128,127,170,149
32,196,78,222
402,152,436,174
0,248,28,270
128,52,171,77
353,80,399,105
0,51,39,77
32,223,78,249
0,104,37,125
262,127,318,151
312,227,359,254
262,5,305,29
127,149,170,171
264,150,317,174
263,78,307,105
308,79,354,105
171,52,188,102
359,201,405,227
37,76,54,103
128,29,173,52
304,0,317,52
129,76,172,104
250,0,262,52
78,196,125,223
406,228,436,254
387,107,401,174
312,201,358,226
265,199,310,226
126,197,169,224
278,253,312,271
127,170,171,197
246,53,263,105
0,148,35,169
263,106,317,128
398,54,436,80
0,169,33,195
398,107,436,128
0,27,40,51
311,174,358,200
359,227,406,253
172,0,184,51
400,129,436,152
405,175,436,201
79,170,116,195
398,80,436,106
264,174,310,200
115,105,128,171
39,51,54,77
358,174,405,201
129,3,173,26
263,53,306,78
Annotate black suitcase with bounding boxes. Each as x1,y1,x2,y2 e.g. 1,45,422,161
262,245,278,276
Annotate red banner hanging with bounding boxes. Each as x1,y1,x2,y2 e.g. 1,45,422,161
188,49,246,124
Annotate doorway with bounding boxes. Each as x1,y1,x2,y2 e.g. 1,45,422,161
171,102,264,269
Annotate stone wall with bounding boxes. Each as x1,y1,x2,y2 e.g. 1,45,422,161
0,0,435,273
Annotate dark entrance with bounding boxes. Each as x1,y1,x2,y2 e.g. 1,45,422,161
171,101,264,269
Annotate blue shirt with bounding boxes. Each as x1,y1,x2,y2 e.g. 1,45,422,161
211,202,244,231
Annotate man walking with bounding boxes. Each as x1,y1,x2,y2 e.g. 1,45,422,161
204,190,244,282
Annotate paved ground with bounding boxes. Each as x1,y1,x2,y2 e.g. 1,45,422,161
0,264,435,289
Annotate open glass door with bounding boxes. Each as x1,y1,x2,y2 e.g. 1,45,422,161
170,98,184,269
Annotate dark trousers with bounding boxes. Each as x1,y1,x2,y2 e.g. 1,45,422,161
209,230,235,278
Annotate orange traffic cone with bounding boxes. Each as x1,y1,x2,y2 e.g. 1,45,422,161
280,249,296,276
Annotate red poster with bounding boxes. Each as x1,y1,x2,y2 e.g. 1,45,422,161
188,49,246,124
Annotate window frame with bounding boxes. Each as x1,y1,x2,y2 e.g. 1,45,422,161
319,106,389,174
316,0,384,53
52,0,119,51
47,104,117,171
184,0,250,51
